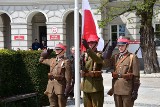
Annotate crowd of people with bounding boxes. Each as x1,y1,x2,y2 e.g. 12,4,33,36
39,36,140,107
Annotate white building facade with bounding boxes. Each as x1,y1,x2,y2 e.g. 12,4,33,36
0,0,102,55
0,0,160,64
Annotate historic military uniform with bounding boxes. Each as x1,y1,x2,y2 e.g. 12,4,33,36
40,43,72,107
108,36,140,107
81,38,104,107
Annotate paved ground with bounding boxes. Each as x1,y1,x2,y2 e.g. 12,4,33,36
66,71,160,107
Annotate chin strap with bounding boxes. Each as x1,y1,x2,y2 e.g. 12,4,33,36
56,50,64,55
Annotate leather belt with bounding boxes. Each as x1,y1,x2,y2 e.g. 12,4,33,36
112,72,133,80
80,71,102,77
48,73,64,81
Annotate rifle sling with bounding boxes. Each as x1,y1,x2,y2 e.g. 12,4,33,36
50,59,58,72
128,54,134,73
115,53,130,70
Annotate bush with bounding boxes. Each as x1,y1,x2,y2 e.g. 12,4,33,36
0,49,56,106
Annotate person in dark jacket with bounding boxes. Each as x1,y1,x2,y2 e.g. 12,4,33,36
32,39,40,50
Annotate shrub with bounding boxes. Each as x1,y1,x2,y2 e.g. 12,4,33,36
0,49,56,106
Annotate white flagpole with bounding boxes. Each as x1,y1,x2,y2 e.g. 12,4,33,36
74,0,80,107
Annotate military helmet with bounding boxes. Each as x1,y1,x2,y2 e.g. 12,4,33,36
117,36,130,45
87,34,99,43
55,43,66,50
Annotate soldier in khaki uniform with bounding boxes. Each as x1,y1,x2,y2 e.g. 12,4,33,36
81,37,105,107
39,43,72,107
107,36,140,107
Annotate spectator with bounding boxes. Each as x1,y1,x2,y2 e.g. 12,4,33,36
32,39,40,50
41,41,47,49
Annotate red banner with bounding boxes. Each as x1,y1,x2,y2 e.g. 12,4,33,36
50,35,60,40
14,35,24,40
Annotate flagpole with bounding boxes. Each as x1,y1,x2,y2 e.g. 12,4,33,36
74,0,80,107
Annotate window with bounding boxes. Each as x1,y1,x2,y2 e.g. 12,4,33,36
155,24,160,46
111,24,126,41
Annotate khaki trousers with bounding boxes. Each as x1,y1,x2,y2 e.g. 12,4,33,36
114,94,134,107
48,92,67,107
83,91,104,107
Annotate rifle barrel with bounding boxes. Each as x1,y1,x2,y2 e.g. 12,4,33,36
135,46,141,55
102,40,110,52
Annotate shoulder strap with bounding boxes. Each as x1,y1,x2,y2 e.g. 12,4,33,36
115,53,130,70
128,54,134,73
50,58,58,72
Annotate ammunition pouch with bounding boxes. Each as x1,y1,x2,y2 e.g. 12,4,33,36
48,73,64,81
112,72,133,80
80,71,102,77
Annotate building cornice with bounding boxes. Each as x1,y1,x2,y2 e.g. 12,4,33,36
0,0,100,6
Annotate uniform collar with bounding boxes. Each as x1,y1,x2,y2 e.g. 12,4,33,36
56,56,64,61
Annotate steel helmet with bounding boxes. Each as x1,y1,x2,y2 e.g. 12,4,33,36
117,36,130,45
87,34,99,43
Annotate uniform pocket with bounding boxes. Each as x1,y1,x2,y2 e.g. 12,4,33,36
44,80,54,95
123,64,129,72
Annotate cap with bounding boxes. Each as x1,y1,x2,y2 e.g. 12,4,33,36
117,36,130,45
55,43,66,50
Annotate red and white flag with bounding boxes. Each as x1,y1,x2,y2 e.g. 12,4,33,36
81,0,104,52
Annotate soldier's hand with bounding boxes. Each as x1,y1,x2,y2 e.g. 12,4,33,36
112,72,118,78
107,88,113,96
82,39,89,49
131,91,138,101
102,50,112,59
40,50,49,59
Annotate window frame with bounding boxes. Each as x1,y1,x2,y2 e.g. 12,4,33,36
110,24,126,42
154,23,160,46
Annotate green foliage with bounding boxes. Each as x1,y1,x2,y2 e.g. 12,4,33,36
97,0,156,28
0,49,56,106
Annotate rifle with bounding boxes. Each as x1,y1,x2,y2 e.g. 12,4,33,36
80,53,86,71
102,40,110,52
135,46,141,55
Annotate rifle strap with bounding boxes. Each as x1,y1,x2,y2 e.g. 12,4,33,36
128,54,134,73
50,58,58,73
115,53,130,70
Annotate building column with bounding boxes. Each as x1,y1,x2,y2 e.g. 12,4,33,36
0,24,4,49
27,23,33,49
46,22,66,49
11,23,28,50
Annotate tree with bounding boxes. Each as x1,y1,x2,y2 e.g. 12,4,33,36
99,0,160,73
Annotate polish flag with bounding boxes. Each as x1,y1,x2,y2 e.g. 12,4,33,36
81,0,104,52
